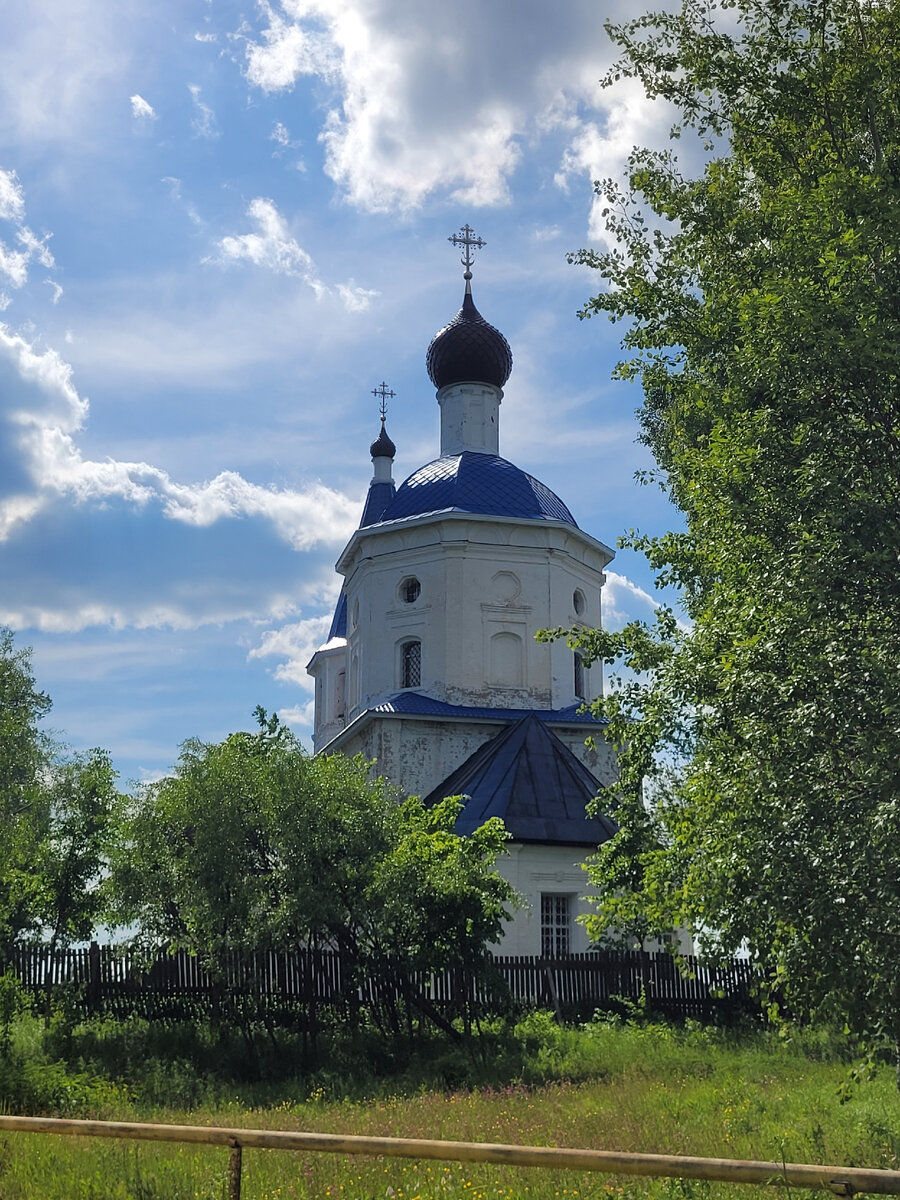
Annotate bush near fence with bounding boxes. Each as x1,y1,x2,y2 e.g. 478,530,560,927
5,943,762,1025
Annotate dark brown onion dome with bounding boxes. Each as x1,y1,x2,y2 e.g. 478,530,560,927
426,290,513,390
370,418,396,458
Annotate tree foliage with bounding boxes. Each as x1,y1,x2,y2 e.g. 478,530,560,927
0,629,122,957
112,709,515,1040
562,0,900,1047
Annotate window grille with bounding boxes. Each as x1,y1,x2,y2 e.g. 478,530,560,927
401,640,421,689
541,893,570,957
401,577,421,603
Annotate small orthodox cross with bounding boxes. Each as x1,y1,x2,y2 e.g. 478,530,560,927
448,223,486,281
371,381,395,421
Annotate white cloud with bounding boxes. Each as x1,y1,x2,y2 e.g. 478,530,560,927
601,569,659,630
194,32,217,43
554,79,679,242
0,324,360,548
270,121,292,146
130,93,156,119
188,83,217,138
0,168,25,222
215,197,379,311
240,0,655,215
249,613,334,688
45,279,63,303
0,167,57,293
218,197,321,287
336,281,377,313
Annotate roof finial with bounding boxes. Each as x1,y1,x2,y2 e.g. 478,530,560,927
371,381,395,423
448,223,486,294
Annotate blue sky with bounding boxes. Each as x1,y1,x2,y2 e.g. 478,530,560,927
1,0,687,787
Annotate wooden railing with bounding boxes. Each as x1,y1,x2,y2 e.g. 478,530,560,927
1,1115,895,1200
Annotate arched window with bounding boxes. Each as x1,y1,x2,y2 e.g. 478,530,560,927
491,631,523,687
334,670,346,720
400,639,421,689
574,651,585,701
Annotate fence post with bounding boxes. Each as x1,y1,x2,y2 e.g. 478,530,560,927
227,1138,242,1200
87,942,101,1014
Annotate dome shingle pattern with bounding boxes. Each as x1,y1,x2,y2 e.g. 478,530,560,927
426,292,513,390
378,452,578,527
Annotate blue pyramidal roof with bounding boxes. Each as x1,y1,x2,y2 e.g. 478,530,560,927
421,713,617,846
378,451,577,527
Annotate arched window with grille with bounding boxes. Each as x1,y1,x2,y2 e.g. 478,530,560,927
400,639,421,689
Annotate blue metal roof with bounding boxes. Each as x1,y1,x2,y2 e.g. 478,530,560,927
359,479,396,528
421,713,617,847
378,452,578,527
371,691,604,725
327,591,347,640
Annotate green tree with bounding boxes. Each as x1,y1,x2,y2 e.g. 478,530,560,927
558,0,900,1057
0,629,122,960
113,710,515,1043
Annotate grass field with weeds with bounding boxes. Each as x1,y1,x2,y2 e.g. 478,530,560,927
1,1011,899,1200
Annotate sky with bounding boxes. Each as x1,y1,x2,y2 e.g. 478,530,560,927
0,0,690,789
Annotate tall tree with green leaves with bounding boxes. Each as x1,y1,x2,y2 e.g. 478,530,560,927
558,0,900,1057
0,628,122,959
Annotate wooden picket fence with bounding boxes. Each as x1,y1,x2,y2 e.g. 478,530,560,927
5,942,761,1022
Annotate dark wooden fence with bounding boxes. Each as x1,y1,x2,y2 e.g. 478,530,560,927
5,943,761,1023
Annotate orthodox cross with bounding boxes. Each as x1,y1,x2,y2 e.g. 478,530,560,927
448,223,486,281
371,381,395,421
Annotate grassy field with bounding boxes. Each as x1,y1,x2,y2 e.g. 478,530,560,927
1,1013,899,1200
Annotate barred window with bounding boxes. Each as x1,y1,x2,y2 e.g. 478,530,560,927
401,640,421,689
541,893,570,958
400,576,421,603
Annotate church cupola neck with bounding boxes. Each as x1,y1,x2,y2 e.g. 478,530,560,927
426,224,512,456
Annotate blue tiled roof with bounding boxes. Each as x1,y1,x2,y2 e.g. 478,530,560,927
421,713,617,847
371,691,604,725
359,479,396,528
327,591,347,640
377,452,577,527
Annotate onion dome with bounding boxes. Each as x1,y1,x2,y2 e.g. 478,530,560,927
426,290,513,390
379,452,578,527
370,417,396,459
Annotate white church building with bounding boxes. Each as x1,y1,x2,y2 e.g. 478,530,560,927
308,230,619,957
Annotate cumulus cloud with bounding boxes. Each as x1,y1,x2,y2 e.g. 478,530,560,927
215,197,378,310
554,79,679,242
130,93,156,119
249,613,334,688
0,324,360,549
239,0,664,215
601,569,658,630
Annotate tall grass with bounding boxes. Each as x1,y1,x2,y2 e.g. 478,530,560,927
0,1011,898,1199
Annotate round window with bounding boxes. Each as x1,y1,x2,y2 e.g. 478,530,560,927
399,577,421,604
573,588,586,616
